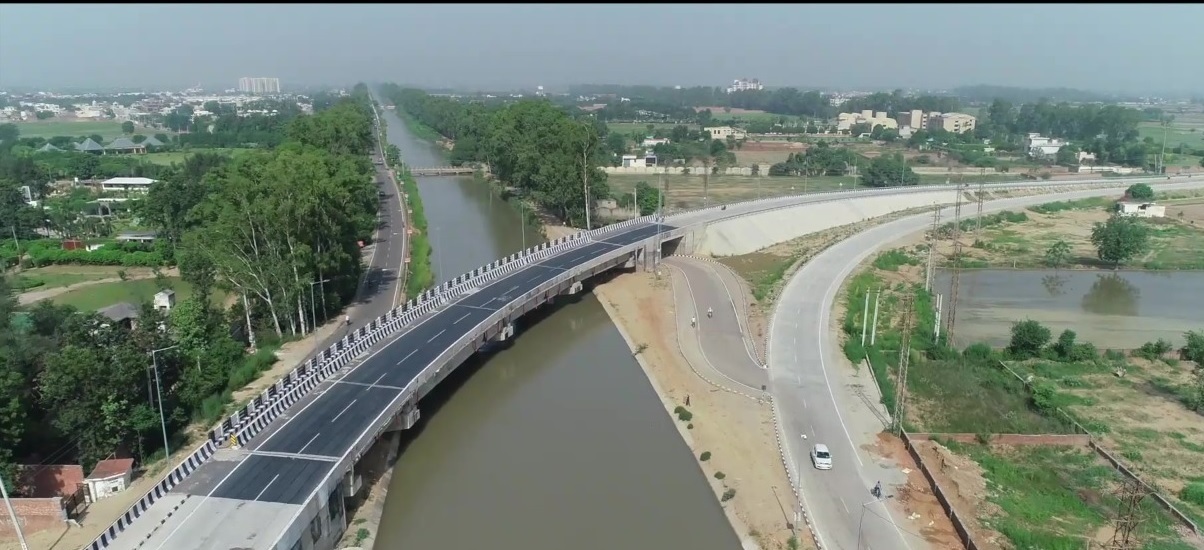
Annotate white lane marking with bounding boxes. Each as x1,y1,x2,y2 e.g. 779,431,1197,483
840,497,849,514
253,474,281,502
297,433,321,455
395,349,416,365
427,329,446,343
454,312,471,325
667,263,763,395
331,399,358,423
372,372,388,386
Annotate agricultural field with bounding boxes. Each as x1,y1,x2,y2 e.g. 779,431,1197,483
605,122,693,135
11,119,132,139
12,265,151,292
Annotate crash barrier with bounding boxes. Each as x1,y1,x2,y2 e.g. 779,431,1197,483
87,175,1176,550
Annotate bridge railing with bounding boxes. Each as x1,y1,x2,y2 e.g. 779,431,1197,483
84,172,1184,550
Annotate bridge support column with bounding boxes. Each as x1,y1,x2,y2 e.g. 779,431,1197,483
385,400,421,433
566,281,584,295
623,249,641,269
492,322,516,342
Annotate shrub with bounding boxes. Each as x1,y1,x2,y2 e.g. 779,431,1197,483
676,408,693,422
700,451,712,461
721,488,737,502
1136,339,1175,361
1008,319,1051,359
1180,483,1204,507
714,471,726,480
686,423,693,430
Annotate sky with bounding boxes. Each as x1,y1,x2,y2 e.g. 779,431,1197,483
1,4,1202,95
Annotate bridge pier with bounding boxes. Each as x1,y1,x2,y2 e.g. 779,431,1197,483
566,281,584,295
492,322,516,342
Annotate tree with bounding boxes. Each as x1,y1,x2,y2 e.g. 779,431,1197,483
1126,183,1154,200
1008,319,1051,359
1090,214,1151,267
121,121,135,135
862,153,919,187
1043,239,1072,269
1184,330,1204,411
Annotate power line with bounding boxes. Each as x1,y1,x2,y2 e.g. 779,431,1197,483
891,293,915,436
1104,479,1150,550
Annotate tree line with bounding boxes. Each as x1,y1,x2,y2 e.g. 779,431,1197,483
381,84,609,226
0,83,380,490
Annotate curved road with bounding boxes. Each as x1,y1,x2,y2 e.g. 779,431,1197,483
666,258,766,395
772,180,1204,550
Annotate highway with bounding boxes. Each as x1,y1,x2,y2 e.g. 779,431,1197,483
127,222,671,550
771,180,1204,550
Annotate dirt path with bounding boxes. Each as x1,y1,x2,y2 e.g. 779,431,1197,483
16,268,180,306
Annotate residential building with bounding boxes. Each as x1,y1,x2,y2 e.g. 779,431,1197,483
237,77,282,94
101,177,157,193
1116,201,1166,218
1077,151,1097,163
726,78,763,93
104,137,146,155
836,110,898,133
928,112,977,133
704,126,748,140
641,137,670,148
896,109,930,130
1023,133,1065,158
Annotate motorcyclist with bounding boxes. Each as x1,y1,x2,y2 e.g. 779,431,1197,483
344,315,351,326
872,481,882,499
690,316,696,327
707,307,713,318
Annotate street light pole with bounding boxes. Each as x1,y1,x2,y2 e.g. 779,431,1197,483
857,494,895,549
309,278,331,336
149,344,179,459
0,474,29,550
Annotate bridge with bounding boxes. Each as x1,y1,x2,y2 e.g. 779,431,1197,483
408,166,477,177
93,175,1189,550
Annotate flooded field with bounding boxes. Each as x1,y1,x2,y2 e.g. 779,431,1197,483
934,269,1204,348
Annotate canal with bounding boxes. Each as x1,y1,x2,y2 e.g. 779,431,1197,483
370,91,740,550
934,269,1204,349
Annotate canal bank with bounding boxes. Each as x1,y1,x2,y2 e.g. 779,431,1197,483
346,89,740,550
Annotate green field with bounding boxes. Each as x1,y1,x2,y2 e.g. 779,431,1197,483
50,277,226,312
1138,119,1204,149
12,265,133,291
12,119,132,139
143,147,255,166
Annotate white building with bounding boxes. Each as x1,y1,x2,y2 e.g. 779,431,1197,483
836,110,898,133
641,138,670,148
1117,201,1166,218
704,126,747,140
100,177,157,193
726,78,763,93
237,77,281,94
1024,133,1065,158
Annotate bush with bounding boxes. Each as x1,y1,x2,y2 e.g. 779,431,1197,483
1180,483,1204,507
1008,319,1051,359
872,249,918,271
1136,339,1175,361
720,488,737,502
699,451,712,461
676,408,693,422
713,471,725,480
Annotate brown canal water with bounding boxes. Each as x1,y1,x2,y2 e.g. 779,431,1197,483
370,90,740,550
934,269,1204,349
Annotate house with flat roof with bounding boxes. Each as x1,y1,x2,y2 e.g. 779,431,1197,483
101,177,157,193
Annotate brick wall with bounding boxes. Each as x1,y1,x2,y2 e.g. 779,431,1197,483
0,497,65,537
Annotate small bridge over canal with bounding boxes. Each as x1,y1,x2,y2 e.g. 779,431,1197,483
409,166,478,177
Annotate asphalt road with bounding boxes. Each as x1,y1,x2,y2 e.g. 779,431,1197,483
772,180,1204,550
138,222,673,549
666,258,766,393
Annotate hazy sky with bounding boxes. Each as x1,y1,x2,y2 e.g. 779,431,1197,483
2,4,1202,94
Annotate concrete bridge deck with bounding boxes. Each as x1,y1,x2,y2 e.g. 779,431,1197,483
409,166,477,176
113,223,671,550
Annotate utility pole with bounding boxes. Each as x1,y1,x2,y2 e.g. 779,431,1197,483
892,293,915,435
9,225,20,273
580,124,594,231
860,291,871,346
1,474,30,550
924,205,941,292
1105,479,1149,549
870,289,882,346
149,345,179,459
520,200,526,251
934,293,943,341
947,176,966,345
974,177,986,241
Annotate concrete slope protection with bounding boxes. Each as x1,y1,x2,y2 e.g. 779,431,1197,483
120,222,672,550
771,180,1204,550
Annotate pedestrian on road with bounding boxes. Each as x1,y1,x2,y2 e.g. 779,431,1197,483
873,481,882,499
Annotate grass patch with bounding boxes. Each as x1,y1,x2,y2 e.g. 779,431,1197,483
396,167,433,297
11,265,130,291
395,109,443,142
142,147,255,166
717,251,796,303
1027,197,1113,215
49,277,227,312
945,441,1193,550
606,122,693,135
12,119,129,139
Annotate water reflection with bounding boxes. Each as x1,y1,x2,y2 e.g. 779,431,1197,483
1081,273,1141,316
